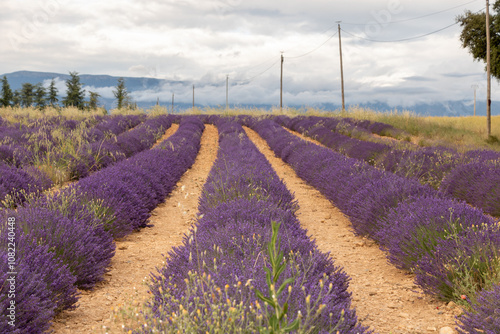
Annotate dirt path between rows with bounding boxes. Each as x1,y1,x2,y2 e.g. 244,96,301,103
244,126,460,334
51,124,219,334
151,123,179,148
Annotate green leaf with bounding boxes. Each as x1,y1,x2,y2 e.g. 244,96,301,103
282,302,288,316
277,278,295,295
255,289,276,307
275,262,287,281
282,318,300,331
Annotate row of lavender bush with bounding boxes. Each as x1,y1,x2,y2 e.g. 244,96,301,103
136,117,369,333
0,115,167,208
0,116,204,333
245,117,500,334
276,116,500,217
0,115,147,165
305,115,408,139
69,114,171,179
0,116,86,166
0,115,144,204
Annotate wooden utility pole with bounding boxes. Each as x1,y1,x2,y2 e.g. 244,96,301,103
172,93,174,113
226,75,229,110
192,84,195,109
472,85,478,116
280,53,284,112
338,22,345,111
486,0,492,136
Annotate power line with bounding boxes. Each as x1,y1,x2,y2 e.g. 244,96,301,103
386,0,480,24
341,22,459,43
239,54,281,73
286,31,338,59
283,22,339,54
341,5,485,43
235,58,281,85
340,0,480,26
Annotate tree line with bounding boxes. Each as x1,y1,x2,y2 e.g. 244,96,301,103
0,71,132,110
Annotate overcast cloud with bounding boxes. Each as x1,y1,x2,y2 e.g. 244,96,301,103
1,0,497,109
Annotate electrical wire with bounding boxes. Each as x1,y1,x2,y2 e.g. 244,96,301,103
341,6,485,43
235,58,281,85
340,0,479,26
341,22,457,43
286,31,338,59
384,0,479,24
282,21,339,54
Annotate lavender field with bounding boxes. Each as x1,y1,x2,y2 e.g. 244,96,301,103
1,111,499,333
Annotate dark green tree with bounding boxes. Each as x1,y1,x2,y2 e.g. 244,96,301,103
34,84,47,109
457,2,500,79
12,90,21,107
20,82,35,107
88,91,100,109
113,77,128,109
1,76,13,107
48,78,59,107
63,71,85,109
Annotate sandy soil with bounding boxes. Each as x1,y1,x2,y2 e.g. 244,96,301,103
244,126,460,334
51,124,219,334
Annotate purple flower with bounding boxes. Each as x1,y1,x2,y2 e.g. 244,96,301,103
0,230,78,333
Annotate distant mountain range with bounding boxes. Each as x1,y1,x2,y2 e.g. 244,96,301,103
1,70,497,116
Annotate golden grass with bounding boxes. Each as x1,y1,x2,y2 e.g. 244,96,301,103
184,105,500,151
0,106,107,124
2,105,499,151
337,107,500,151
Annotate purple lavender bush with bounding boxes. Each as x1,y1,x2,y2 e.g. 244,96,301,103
280,116,459,189
145,199,368,333
375,196,495,271
374,196,500,303
343,175,438,237
441,162,500,217
464,149,500,163
0,230,78,333
138,119,368,333
75,115,172,179
377,146,460,189
416,225,500,303
248,118,500,306
457,283,500,334
4,206,115,289
0,144,33,167
72,116,202,237
0,163,53,207
0,115,204,333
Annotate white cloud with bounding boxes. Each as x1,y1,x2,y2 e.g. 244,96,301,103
0,0,497,110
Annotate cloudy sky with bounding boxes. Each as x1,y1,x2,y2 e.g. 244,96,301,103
1,0,497,109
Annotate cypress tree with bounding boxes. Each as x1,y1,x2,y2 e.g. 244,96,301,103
63,71,85,109
88,91,100,109
48,78,59,107
20,83,35,107
0,76,13,107
34,84,47,109
113,77,128,109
